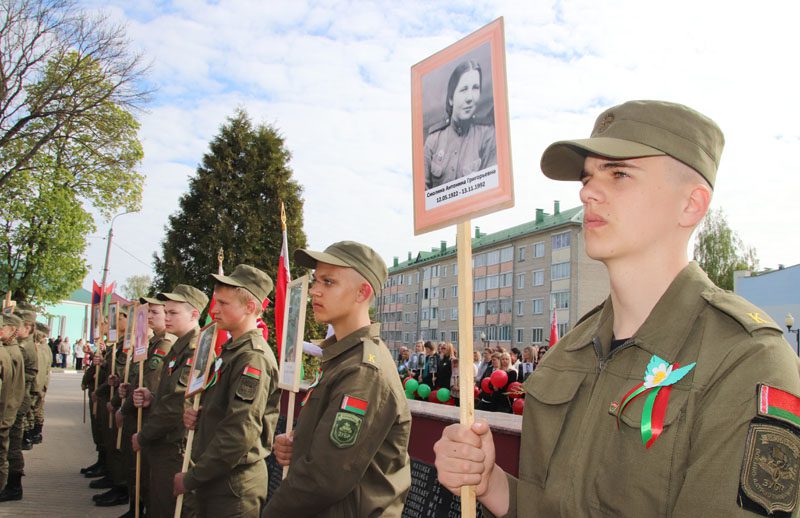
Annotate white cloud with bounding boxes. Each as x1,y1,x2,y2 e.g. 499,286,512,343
80,0,800,294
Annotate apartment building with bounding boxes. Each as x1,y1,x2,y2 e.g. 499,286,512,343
378,202,609,353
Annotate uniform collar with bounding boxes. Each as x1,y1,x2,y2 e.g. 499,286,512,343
171,326,199,356
322,323,380,363
565,262,712,362
223,328,261,351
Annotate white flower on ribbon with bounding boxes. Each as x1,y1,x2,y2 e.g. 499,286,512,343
643,361,672,388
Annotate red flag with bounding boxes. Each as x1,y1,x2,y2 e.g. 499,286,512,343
549,306,559,347
274,203,291,362
92,281,102,305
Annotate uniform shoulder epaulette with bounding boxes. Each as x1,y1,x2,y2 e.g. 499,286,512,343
427,118,449,136
163,333,177,344
575,302,605,327
361,336,381,370
701,289,782,335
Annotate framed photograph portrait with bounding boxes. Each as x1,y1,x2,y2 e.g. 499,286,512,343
108,303,119,342
278,275,309,392
411,17,513,235
123,303,136,351
132,304,150,362
187,323,217,398
92,304,101,342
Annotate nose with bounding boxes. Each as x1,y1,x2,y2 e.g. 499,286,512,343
308,283,321,298
579,178,604,205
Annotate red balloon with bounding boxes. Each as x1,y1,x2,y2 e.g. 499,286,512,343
512,398,525,415
507,381,524,399
446,398,456,406
428,390,438,403
473,385,480,399
490,370,508,390
480,378,493,394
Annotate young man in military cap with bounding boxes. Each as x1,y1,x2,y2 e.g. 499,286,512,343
174,264,279,517
434,100,800,517
264,241,411,517
27,321,52,446
132,284,208,518
0,308,38,501
0,313,24,496
117,296,175,518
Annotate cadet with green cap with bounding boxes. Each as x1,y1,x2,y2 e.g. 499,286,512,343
28,322,51,446
0,313,22,495
435,100,800,517
264,241,411,517
118,297,175,517
175,264,280,517
1,308,38,502
132,284,208,518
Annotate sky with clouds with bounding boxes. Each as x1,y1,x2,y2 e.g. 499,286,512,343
78,0,800,293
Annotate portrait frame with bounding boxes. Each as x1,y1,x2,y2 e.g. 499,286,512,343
411,17,513,235
91,303,101,342
122,303,136,352
186,322,217,398
108,303,120,342
132,304,150,362
278,275,309,392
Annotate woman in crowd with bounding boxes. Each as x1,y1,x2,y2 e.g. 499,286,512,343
477,353,504,412
74,338,86,370
436,342,454,390
421,341,438,386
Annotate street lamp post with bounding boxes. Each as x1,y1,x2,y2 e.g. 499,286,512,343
785,313,800,356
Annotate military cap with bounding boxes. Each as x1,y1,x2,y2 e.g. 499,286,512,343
14,308,36,324
139,296,163,305
540,100,724,187
2,313,22,327
210,264,274,303
157,284,209,313
294,241,387,294
35,322,49,334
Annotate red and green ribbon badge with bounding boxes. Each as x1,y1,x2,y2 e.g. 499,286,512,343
616,355,696,448
205,358,223,391
300,369,323,408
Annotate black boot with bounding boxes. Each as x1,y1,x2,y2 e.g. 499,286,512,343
0,473,23,502
95,485,128,507
81,451,104,474
89,475,114,489
31,424,42,444
94,487,117,502
21,431,33,450
117,497,136,518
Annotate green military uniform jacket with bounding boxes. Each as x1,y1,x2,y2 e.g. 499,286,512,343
424,120,496,189
94,345,114,400
264,323,411,517
1,341,25,428
183,328,279,491
0,345,14,426
17,336,37,404
138,327,198,448
109,348,129,409
121,332,175,417
495,263,800,517
34,341,50,394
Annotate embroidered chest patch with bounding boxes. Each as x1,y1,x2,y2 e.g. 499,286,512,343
740,423,799,514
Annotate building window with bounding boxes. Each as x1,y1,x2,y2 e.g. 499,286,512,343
407,274,413,286
516,301,524,316
442,265,447,277
431,287,438,299
517,273,525,289
473,253,487,268
486,300,498,315
432,265,439,277
487,274,499,290
423,288,429,300
500,246,513,262
552,262,570,280
450,331,458,343
552,291,570,309
533,242,545,258
500,298,512,314
474,302,486,317
441,288,446,300
552,231,571,250
532,270,544,286
423,267,431,280
451,308,457,320
532,327,544,343
439,308,446,321
421,308,429,320
474,277,486,292
516,328,525,343
518,247,525,261
499,272,512,288
440,331,446,342
431,307,438,320
532,298,544,315
557,322,569,339
486,325,511,341
452,285,458,297
487,250,500,266
453,263,457,276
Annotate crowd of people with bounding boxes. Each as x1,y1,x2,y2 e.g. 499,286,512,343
396,340,549,412
45,336,89,369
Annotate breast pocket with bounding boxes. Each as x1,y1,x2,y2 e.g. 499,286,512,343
592,383,690,516
519,368,586,488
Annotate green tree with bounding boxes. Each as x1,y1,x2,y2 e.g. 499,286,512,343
0,53,144,304
693,208,758,290
122,274,152,300
154,109,324,359
0,0,149,189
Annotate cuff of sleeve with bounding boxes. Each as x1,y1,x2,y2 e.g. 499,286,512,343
183,470,198,492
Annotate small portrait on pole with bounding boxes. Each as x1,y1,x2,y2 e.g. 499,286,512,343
411,17,513,235
279,275,309,392
187,323,217,398
108,303,119,342
123,304,136,351
132,304,149,362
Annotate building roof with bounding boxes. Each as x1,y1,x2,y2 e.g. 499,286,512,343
69,288,92,304
389,205,584,273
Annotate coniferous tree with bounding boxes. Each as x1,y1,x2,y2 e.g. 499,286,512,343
154,109,323,353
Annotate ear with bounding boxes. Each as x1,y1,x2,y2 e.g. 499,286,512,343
245,298,259,315
679,184,711,229
355,282,373,304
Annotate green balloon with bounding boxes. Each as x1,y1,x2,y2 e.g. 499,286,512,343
417,383,432,399
404,378,419,393
436,388,451,402
405,389,416,399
